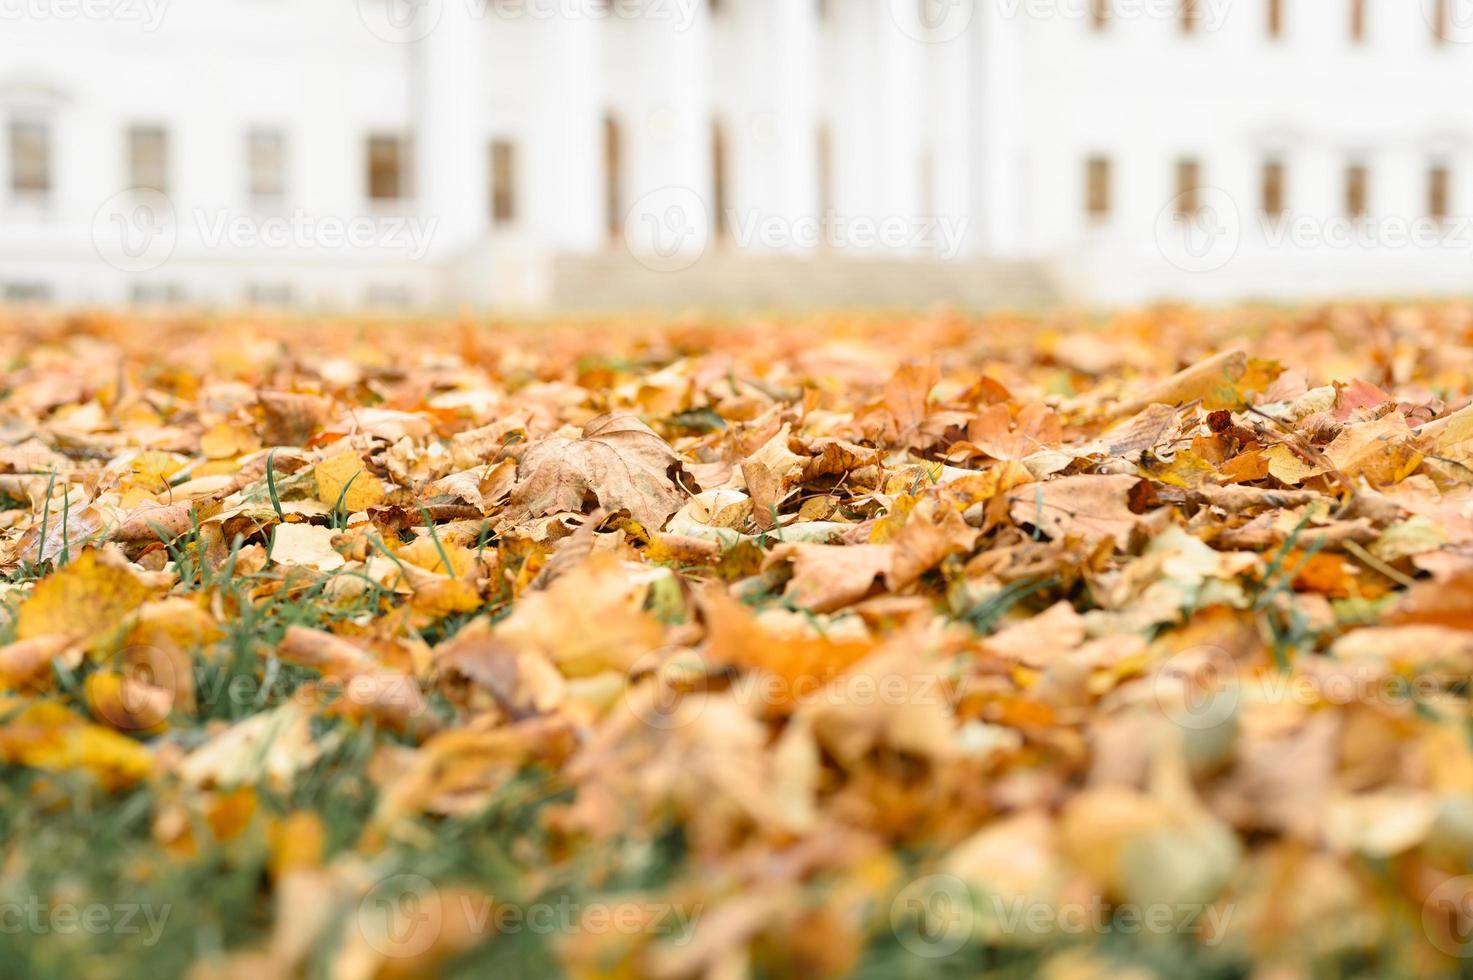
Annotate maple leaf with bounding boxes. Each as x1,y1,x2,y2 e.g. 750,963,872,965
881,362,939,448
504,413,687,529
885,502,979,591
1322,413,1424,484
965,403,1063,461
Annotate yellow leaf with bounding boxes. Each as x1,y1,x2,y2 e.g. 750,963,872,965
410,577,482,619
1263,443,1322,485
398,535,475,578
313,450,387,512
1138,449,1219,489
127,597,223,653
0,697,153,789
126,450,188,493
1127,349,1248,414
15,550,151,648
201,421,262,460
270,523,345,571
1323,414,1424,485
495,552,663,677
84,671,171,734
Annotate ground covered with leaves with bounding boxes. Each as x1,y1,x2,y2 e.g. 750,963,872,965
1,306,1472,979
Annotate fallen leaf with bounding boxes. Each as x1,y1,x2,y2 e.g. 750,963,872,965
1007,474,1143,548
15,549,151,647
313,449,387,512
505,413,687,529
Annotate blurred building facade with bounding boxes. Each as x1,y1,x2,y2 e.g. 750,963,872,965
1,0,1472,312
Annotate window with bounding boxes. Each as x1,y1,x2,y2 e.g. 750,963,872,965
245,282,294,308
130,281,186,306
1267,0,1283,38
365,283,411,310
1345,162,1368,218
490,139,517,225
1429,163,1451,221
366,135,408,202
1261,158,1286,218
1091,0,1108,31
1085,156,1111,219
1175,158,1201,216
1350,0,1365,42
1181,0,1198,34
3,282,50,303
9,120,50,199
128,125,168,193
247,128,287,204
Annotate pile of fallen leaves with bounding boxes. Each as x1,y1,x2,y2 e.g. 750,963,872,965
1,304,1472,979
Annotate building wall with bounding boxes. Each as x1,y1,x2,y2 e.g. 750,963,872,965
1,0,1472,311
1021,0,1473,302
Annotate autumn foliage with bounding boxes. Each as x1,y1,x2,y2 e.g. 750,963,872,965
1,305,1472,977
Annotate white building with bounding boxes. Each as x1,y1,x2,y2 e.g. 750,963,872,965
2,0,1473,312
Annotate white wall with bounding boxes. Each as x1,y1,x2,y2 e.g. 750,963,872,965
1018,0,1473,302
2,0,1473,311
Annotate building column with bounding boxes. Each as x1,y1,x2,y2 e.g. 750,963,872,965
934,16,977,257
773,0,819,245
546,14,605,252
648,5,712,203
878,0,925,240
414,2,485,259
622,4,712,262
1290,141,1341,224
977,1,1024,254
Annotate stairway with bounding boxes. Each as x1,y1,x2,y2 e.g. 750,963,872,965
543,251,1060,313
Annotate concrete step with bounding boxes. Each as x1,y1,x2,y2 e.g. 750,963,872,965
546,253,1060,312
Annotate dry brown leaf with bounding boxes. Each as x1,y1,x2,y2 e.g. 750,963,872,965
886,503,978,591
1007,474,1143,548
505,413,686,529
767,541,893,613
